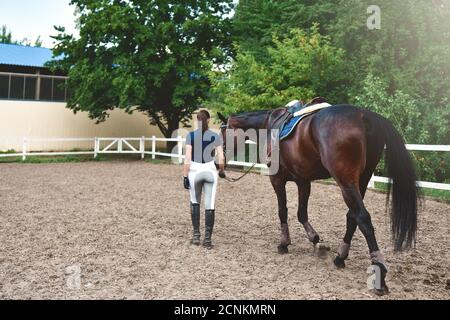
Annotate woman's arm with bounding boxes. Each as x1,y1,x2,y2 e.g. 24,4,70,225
216,145,225,173
183,144,192,177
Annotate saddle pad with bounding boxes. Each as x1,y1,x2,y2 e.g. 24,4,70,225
280,103,333,141
279,114,310,141
293,102,331,117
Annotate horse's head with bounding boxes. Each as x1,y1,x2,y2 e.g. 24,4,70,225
217,110,270,164
217,112,231,164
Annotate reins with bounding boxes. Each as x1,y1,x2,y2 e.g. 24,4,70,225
220,120,258,183
223,163,257,183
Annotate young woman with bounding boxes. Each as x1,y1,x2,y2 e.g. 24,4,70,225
183,110,226,249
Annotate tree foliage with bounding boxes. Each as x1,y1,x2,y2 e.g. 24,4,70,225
50,0,234,138
233,0,339,62
211,0,450,183
227,0,450,142
211,26,347,114
0,25,42,47
355,73,450,183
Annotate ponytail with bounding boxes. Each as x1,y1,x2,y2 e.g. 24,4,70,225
197,110,210,132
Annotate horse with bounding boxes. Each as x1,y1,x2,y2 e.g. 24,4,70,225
217,104,419,295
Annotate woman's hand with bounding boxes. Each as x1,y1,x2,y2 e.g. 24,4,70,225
218,171,226,179
183,176,190,189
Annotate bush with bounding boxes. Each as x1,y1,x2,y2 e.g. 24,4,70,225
357,74,450,184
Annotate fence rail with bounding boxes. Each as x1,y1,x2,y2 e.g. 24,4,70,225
0,137,448,191
366,144,450,191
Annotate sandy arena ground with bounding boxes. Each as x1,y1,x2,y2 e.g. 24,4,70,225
0,161,448,300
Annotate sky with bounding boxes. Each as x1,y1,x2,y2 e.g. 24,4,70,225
0,0,78,48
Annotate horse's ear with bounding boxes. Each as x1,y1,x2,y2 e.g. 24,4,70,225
217,112,228,124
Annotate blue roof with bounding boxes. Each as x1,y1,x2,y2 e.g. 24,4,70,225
0,43,56,68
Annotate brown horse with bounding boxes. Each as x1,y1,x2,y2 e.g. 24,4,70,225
218,105,419,295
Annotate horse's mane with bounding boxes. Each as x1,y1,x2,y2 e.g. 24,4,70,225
230,109,271,129
231,109,271,118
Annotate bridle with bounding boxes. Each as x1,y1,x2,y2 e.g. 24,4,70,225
220,123,257,183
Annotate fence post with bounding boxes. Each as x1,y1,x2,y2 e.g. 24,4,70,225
177,136,183,164
94,137,98,158
140,136,145,160
152,136,156,160
22,137,27,161
368,174,375,189
118,138,123,153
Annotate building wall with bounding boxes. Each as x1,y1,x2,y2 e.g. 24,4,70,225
0,100,164,152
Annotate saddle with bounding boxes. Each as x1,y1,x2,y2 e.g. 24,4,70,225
265,97,329,164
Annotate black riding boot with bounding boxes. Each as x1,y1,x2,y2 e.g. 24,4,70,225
190,203,201,245
203,209,215,249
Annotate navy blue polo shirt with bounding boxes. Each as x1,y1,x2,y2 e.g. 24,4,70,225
186,129,222,163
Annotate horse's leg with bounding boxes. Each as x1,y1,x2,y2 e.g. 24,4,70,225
334,136,384,269
338,183,389,295
270,174,290,254
296,181,320,245
334,174,371,268
333,211,356,268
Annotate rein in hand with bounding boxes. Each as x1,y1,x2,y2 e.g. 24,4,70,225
223,163,257,183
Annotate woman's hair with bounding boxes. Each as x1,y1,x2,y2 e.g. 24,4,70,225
197,110,210,132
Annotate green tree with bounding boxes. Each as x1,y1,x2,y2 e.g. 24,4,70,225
0,26,13,44
50,0,234,141
233,0,339,63
0,25,43,47
356,73,450,183
211,26,346,115
330,1,450,108
355,74,426,144
230,0,450,144
217,0,449,184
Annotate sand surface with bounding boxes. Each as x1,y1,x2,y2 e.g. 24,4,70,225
0,161,448,299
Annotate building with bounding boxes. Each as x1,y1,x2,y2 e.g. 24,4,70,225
0,43,163,152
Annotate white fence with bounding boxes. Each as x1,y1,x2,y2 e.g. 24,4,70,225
0,137,449,191
369,144,450,191
0,136,185,163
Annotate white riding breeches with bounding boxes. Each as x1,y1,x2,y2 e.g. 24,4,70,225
188,161,218,210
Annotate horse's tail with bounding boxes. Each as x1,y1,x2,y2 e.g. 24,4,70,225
363,110,419,251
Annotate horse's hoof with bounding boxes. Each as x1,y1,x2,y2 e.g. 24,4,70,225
333,256,346,269
373,285,389,296
318,241,330,251
277,245,289,254
370,262,389,296
311,235,320,245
